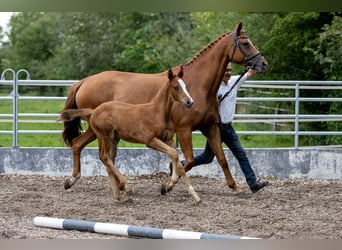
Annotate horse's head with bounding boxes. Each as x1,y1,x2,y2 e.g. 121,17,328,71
168,66,193,108
229,22,268,74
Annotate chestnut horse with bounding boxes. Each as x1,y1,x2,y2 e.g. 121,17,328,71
61,22,268,193
59,68,201,202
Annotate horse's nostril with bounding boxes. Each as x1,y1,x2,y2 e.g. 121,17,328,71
185,100,193,108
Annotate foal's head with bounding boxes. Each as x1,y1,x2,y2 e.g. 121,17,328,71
167,67,193,108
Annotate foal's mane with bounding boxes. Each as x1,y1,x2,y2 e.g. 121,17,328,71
183,31,231,68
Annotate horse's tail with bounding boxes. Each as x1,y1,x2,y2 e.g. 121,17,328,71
60,80,85,146
58,108,94,122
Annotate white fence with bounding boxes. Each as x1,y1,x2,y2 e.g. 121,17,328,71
1,68,342,149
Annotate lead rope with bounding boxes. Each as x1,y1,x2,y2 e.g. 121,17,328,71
218,67,248,103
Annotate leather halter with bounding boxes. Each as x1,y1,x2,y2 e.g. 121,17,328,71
219,32,261,103
230,31,261,69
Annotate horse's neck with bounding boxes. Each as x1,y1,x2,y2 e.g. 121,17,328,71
151,82,173,122
182,32,232,98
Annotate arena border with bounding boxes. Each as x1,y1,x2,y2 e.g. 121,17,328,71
33,216,259,239
1,147,341,179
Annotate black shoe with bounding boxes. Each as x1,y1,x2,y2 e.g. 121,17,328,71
250,180,269,193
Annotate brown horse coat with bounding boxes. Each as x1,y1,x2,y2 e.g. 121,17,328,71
61,22,268,193
60,68,201,202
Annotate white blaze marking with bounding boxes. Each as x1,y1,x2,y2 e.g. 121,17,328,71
177,79,193,103
247,38,255,48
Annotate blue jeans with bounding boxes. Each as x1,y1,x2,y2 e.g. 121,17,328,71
192,123,257,188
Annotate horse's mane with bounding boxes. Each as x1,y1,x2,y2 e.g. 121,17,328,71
183,31,231,68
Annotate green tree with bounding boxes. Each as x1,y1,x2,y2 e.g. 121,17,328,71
2,13,58,79
113,12,195,73
263,12,336,80
45,12,123,79
315,15,342,81
313,15,342,145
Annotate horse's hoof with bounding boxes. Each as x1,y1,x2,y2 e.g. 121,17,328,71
64,180,71,190
233,186,243,193
125,186,133,194
119,184,126,191
195,198,202,204
160,184,167,195
228,183,242,193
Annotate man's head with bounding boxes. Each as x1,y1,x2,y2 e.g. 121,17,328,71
223,63,232,83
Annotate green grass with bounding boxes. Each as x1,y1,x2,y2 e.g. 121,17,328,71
0,98,294,148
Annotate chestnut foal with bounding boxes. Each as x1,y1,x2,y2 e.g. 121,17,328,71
59,68,201,203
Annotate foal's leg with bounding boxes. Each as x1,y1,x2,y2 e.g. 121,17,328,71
202,125,242,193
64,127,97,189
109,137,130,192
175,129,195,172
148,137,200,203
98,137,127,201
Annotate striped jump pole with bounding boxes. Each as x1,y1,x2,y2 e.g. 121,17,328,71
33,216,258,239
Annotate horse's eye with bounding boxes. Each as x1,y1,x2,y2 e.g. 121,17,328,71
242,42,250,48
174,86,179,91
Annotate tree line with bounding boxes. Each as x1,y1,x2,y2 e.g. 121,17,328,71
0,12,341,146
1,12,341,81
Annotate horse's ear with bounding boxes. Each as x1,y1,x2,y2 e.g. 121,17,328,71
168,68,174,81
235,22,243,36
178,66,184,78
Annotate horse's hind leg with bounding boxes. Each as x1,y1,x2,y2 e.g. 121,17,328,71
109,137,130,193
203,125,242,193
64,127,97,189
98,137,127,201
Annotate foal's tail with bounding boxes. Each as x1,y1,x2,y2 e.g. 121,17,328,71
60,80,85,146
58,108,94,122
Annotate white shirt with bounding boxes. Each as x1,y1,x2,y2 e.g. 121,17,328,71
217,74,247,124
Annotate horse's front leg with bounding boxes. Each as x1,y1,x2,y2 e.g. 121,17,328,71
203,124,242,193
147,137,200,203
175,129,195,172
64,127,97,189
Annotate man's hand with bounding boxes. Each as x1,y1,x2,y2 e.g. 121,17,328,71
247,68,256,80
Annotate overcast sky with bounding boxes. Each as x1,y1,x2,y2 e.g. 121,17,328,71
0,12,14,31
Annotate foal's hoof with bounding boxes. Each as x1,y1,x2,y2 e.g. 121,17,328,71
64,179,72,190
124,186,133,195
194,197,202,204
160,184,167,195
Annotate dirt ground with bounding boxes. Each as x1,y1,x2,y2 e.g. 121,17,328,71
0,173,341,239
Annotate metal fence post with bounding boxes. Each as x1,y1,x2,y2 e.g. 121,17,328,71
14,69,30,148
294,82,300,149
0,68,30,148
1,69,16,148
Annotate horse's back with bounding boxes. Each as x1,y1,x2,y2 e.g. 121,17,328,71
76,70,166,109
90,100,161,144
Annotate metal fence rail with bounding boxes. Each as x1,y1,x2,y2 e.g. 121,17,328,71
1,68,342,149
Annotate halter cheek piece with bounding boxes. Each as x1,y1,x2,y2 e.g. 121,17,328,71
230,31,261,69
219,32,262,104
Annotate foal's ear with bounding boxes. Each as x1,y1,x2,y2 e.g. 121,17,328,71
178,66,184,78
235,22,243,36
168,68,174,81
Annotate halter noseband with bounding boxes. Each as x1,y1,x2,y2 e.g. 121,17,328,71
218,32,262,104
230,31,261,69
